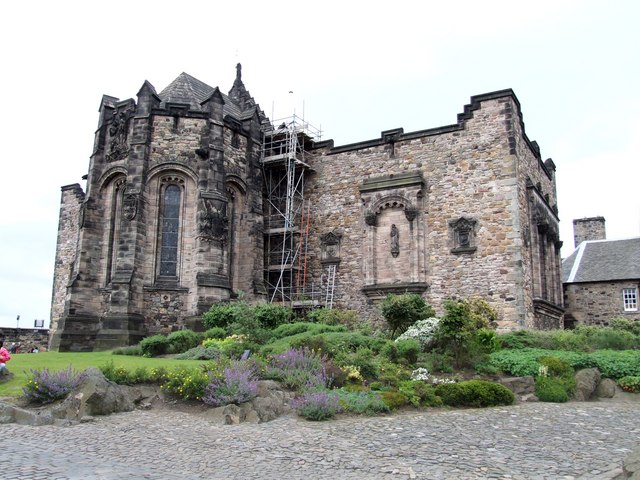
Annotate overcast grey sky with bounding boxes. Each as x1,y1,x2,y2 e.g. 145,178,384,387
0,0,638,329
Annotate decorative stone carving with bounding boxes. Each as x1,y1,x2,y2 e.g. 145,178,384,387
122,193,138,221
449,217,477,254
320,231,342,264
364,210,377,226
390,224,400,257
106,106,133,162
198,198,228,244
404,205,419,222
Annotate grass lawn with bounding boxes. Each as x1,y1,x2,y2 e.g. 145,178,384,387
0,352,204,398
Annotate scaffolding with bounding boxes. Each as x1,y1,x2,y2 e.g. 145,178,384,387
262,114,322,306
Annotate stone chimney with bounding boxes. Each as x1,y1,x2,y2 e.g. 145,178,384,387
573,217,606,247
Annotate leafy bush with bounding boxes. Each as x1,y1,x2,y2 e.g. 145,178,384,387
202,360,259,407
292,389,341,421
499,326,640,352
434,380,515,407
265,348,329,390
161,366,210,401
139,334,170,357
111,345,143,356
379,390,409,410
617,376,640,393
253,303,293,329
395,339,421,365
337,389,390,415
23,366,86,404
434,299,492,368
538,355,574,378
396,318,440,350
381,293,436,338
271,322,346,340
202,301,249,329
498,330,554,350
374,360,412,388
465,297,498,328
175,346,221,360
535,376,569,402
100,362,169,385
167,329,201,354
610,318,640,336
203,327,228,340
307,308,361,329
398,380,443,407
290,334,328,353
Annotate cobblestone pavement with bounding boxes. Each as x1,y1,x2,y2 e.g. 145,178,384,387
1,400,638,480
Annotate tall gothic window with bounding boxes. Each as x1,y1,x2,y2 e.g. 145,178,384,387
159,184,182,279
106,178,125,284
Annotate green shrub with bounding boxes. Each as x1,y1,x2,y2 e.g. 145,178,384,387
307,308,361,329
101,361,166,385
203,327,228,340
535,376,569,402
379,390,409,410
202,301,249,329
381,293,436,338
395,318,440,350
271,322,346,340
337,389,390,415
498,330,554,350
161,366,210,401
290,334,327,353
175,346,221,360
374,360,412,388
253,303,293,329
617,376,640,393
293,390,341,421
381,342,399,362
610,318,640,336
139,334,170,357
434,380,515,407
395,339,420,365
538,356,574,378
398,380,443,407
167,329,201,354
111,345,143,356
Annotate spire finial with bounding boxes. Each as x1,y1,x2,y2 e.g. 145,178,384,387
236,63,242,82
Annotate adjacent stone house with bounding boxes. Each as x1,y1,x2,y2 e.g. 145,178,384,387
563,217,640,327
50,65,564,351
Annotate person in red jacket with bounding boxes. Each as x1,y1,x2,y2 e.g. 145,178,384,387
0,341,11,372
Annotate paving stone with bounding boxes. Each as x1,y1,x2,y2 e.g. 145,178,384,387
0,401,638,479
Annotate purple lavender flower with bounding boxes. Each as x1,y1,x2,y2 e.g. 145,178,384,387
202,360,259,407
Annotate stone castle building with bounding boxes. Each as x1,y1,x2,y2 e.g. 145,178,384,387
563,217,640,327
50,65,564,351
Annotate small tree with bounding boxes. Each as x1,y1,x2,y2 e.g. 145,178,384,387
381,293,435,338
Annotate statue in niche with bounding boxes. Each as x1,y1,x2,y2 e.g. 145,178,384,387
390,224,399,257
107,107,131,161
198,199,228,244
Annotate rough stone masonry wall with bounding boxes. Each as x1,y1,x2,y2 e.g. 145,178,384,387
573,217,606,247
564,281,640,325
306,97,525,330
50,184,84,335
510,97,562,328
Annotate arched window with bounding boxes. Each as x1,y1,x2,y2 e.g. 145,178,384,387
158,183,182,279
106,177,126,284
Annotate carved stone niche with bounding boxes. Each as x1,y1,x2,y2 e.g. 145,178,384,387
320,231,342,265
449,217,477,254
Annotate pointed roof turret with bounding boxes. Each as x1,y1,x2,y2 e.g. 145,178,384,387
228,63,257,112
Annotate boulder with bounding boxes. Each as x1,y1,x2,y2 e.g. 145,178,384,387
573,368,601,401
203,380,294,425
596,378,617,399
497,376,537,402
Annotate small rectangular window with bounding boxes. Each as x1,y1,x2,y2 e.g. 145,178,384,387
623,288,638,311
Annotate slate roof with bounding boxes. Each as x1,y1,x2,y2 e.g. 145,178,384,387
158,72,259,121
563,237,640,283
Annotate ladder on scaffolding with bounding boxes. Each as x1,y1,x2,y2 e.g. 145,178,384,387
325,264,337,309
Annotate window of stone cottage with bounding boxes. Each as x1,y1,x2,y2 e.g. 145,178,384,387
623,287,638,311
158,184,182,279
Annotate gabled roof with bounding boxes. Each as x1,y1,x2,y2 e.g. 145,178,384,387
158,69,262,122
563,237,640,283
